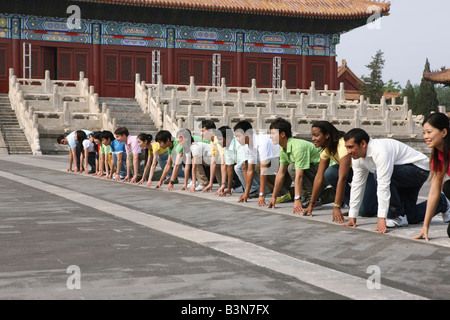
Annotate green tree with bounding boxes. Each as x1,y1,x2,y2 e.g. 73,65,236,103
402,80,418,114
360,50,385,103
384,79,403,104
416,59,439,115
436,85,450,111
383,79,402,93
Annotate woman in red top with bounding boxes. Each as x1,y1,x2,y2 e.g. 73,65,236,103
415,112,450,240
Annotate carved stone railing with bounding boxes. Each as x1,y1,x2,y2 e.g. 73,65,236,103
8,68,112,154
135,74,423,138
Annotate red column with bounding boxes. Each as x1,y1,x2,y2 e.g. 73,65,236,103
93,44,101,94
301,55,308,89
168,47,174,84
329,57,337,90
12,39,20,77
237,51,243,87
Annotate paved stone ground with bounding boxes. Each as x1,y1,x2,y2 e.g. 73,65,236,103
0,154,449,303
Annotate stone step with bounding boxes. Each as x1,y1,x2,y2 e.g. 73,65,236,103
1,115,18,121
98,96,158,135
7,150,33,155
115,125,156,131
3,126,25,130
104,106,142,111
0,97,32,154
6,137,29,141
0,120,20,124
8,144,31,148
111,116,154,123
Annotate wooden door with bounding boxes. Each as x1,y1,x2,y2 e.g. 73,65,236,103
43,47,56,80
0,43,8,93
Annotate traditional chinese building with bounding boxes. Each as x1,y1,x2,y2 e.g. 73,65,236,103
424,67,450,86
0,0,390,97
338,59,401,101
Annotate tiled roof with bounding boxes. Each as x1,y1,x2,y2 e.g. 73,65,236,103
345,90,400,101
423,68,450,85
74,0,391,18
338,59,364,85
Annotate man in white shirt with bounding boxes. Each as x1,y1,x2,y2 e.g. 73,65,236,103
215,125,260,197
343,128,433,234
233,120,290,206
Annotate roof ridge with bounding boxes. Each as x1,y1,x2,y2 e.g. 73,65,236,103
71,0,391,19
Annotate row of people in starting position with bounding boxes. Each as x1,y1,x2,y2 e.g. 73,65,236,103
57,113,450,240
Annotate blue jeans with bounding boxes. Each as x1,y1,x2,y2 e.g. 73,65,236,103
113,152,127,178
324,164,377,217
389,164,446,224
235,162,261,193
88,152,96,171
157,152,185,179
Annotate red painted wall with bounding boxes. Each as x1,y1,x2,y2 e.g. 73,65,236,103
0,39,338,97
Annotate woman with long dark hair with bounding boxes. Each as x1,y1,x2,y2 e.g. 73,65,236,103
303,121,377,222
414,112,450,240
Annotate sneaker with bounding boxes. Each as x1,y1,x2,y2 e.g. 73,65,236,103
249,190,260,199
195,184,205,191
276,192,292,203
187,180,200,189
386,215,408,228
302,198,322,209
442,194,450,223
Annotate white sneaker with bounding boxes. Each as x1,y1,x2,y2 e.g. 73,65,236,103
187,180,200,189
195,184,205,191
442,194,450,223
386,215,408,228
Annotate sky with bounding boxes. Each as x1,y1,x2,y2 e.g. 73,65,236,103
336,0,450,88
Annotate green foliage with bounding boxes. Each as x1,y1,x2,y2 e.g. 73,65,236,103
383,79,403,93
416,59,439,116
436,85,450,110
360,50,385,103
402,80,418,114
383,79,403,104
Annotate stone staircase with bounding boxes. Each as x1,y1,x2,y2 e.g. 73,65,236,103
0,94,32,155
99,97,158,136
